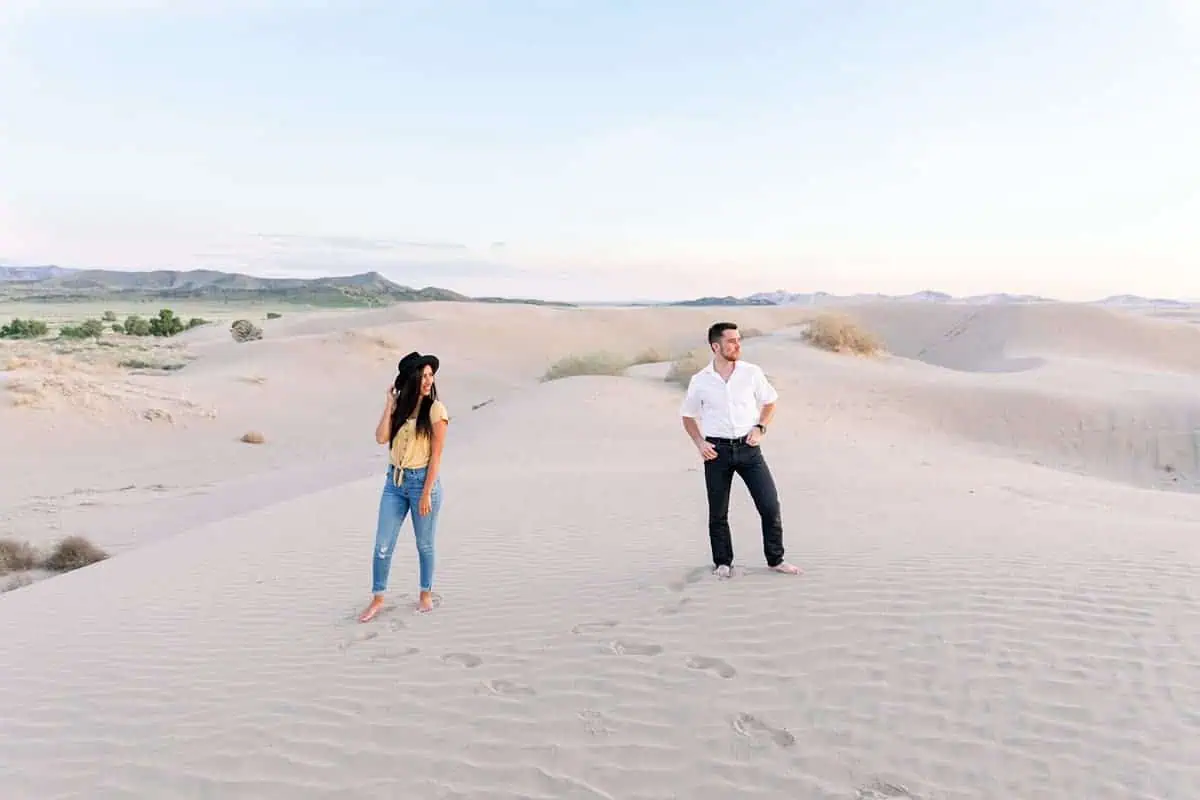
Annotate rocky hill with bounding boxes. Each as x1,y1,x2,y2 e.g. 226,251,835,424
0,267,565,307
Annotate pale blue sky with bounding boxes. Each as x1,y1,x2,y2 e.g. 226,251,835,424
1,1,1197,301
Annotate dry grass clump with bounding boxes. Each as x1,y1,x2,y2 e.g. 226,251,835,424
801,312,883,356
629,347,671,366
3,356,36,372
665,348,709,387
2,572,34,593
240,430,266,444
542,351,634,381
5,379,45,408
0,535,110,588
0,538,39,574
42,535,109,572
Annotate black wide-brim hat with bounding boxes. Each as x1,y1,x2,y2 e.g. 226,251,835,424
397,350,439,379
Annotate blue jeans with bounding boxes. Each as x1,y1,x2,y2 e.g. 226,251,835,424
372,465,442,594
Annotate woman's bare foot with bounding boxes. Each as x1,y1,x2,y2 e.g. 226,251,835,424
417,591,434,613
358,596,385,623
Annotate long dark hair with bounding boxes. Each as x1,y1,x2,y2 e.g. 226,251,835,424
388,368,438,444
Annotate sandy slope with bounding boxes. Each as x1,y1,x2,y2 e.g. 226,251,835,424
1,300,1199,799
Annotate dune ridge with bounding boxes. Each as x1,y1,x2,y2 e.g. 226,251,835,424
2,299,1199,799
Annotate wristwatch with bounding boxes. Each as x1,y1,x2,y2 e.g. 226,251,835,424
753,423,766,433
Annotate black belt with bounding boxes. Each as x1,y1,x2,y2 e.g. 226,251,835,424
705,435,748,445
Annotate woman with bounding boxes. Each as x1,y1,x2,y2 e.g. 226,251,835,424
358,350,449,622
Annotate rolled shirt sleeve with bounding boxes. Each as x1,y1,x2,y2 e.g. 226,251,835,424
680,375,703,418
754,367,779,405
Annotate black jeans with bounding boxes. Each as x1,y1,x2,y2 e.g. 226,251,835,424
703,436,785,568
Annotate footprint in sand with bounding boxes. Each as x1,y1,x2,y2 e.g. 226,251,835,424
731,712,796,748
658,597,692,615
339,630,380,650
855,780,918,799
572,620,619,635
442,652,483,668
668,565,711,593
482,679,536,697
686,655,737,679
609,640,664,657
577,710,614,736
369,646,420,663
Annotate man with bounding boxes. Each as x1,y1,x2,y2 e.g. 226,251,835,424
680,321,801,578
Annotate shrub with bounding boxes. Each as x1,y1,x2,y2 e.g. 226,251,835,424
665,348,709,387
187,317,208,329
102,310,118,322
542,352,631,381
231,320,263,343
148,309,185,337
1,318,49,339
801,312,882,356
124,314,152,336
111,323,124,334
0,538,39,574
59,319,105,339
41,536,108,572
266,312,282,320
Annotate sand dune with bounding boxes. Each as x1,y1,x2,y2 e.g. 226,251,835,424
845,301,1200,375
2,300,1199,799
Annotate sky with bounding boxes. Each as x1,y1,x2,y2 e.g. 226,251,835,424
0,0,1197,302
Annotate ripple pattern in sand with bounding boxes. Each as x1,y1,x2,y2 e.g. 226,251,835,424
0,467,1197,800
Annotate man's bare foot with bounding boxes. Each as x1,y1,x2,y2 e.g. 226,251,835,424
770,562,802,575
358,596,385,623
417,591,434,613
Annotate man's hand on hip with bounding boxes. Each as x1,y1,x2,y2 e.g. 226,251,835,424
746,427,763,447
696,439,718,461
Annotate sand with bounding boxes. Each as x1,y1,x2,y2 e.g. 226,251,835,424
1,299,1198,799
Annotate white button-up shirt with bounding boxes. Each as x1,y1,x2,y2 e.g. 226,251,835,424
679,359,778,438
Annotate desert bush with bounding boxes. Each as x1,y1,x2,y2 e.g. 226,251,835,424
801,312,882,356
231,319,263,343
148,309,185,337
1,318,49,339
266,312,282,320
240,430,266,444
59,319,106,339
123,314,152,336
111,323,124,334
665,348,709,387
542,352,632,381
102,310,118,322
41,535,108,573
0,538,39,574
187,317,209,329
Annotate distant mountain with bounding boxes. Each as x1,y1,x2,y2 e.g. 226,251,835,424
0,267,569,307
673,290,1054,307
1097,294,1191,309
0,265,78,282
672,295,777,307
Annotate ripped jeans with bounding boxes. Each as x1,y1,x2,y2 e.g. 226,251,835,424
372,464,443,594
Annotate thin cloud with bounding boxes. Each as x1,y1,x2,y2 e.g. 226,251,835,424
254,233,470,253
